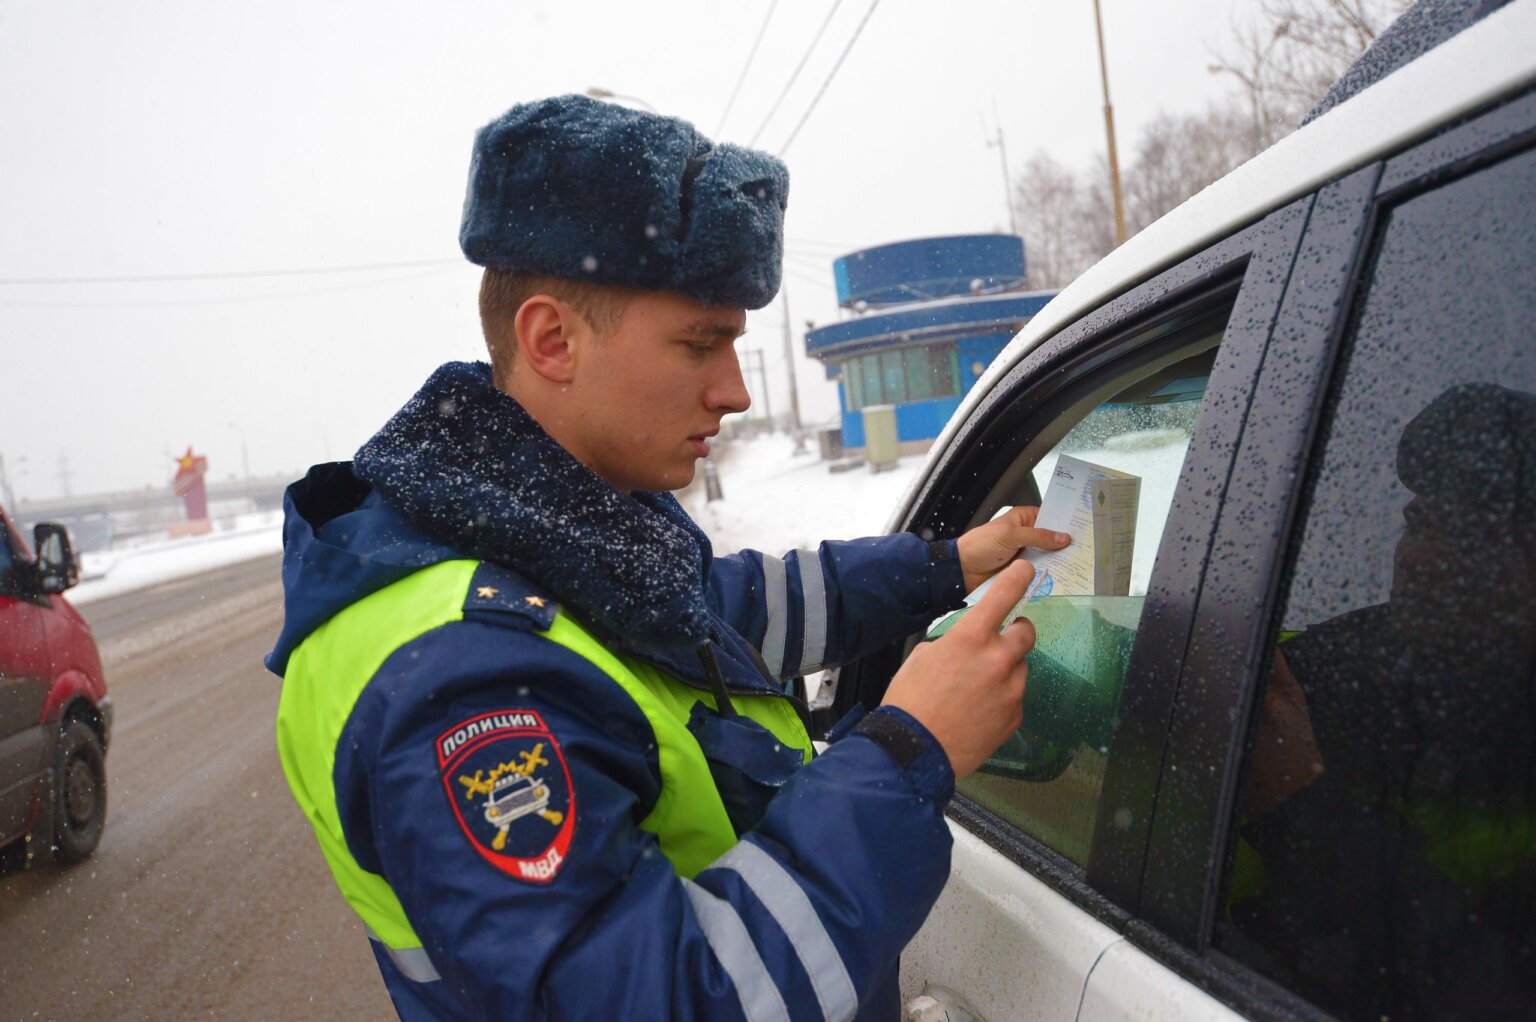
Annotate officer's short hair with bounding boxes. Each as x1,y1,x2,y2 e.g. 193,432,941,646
479,268,631,386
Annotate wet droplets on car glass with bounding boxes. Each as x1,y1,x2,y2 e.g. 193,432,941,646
1216,146,1536,1022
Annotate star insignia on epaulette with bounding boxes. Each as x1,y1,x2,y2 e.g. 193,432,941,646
477,586,499,599
525,596,546,608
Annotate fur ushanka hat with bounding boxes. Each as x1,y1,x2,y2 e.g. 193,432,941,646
459,94,789,310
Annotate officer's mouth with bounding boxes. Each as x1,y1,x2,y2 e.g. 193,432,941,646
688,429,719,458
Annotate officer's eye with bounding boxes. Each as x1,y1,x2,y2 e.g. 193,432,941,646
686,342,715,357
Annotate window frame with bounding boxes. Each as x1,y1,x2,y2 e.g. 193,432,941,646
844,357,864,412
0,517,32,601
878,349,907,405
829,202,1310,928
1134,86,1536,1021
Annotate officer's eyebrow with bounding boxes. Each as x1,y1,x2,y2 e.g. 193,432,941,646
680,320,747,341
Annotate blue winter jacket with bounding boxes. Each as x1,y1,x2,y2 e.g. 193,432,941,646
267,361,969,1021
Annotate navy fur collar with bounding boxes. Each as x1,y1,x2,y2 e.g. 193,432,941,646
354,361,713,652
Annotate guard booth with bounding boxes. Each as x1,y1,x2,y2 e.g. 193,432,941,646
804,235,1056,458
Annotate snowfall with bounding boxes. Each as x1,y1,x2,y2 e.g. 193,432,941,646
69,429,1188,607
68,435,926,607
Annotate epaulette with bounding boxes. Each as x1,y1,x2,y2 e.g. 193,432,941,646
461,562,558,631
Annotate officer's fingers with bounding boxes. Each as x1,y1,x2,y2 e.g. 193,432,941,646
1001,505,1040,529
959,560,1035,636
1013,527,1069,553
991,508,1068,552
998,616,1037,660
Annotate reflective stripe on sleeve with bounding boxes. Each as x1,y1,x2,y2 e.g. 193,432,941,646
716,840,857,1022
682,879,791,1022
795,550,828,674
760,554,789,679
366,928,442,983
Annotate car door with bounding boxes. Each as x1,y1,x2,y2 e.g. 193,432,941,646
829,195,1311,1020
1083,88,1536,1022
0,519,52,845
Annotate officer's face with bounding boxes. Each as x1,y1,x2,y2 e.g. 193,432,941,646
565,290,750,493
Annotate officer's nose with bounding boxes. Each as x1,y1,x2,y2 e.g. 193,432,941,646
708,349,752,415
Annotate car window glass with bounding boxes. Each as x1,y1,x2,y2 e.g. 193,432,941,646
940,309,1231,867
1214,147,1536,1020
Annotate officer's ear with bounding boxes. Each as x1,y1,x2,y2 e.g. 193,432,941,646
512,294,581,384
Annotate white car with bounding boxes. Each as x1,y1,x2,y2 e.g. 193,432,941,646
828,3,1536,1019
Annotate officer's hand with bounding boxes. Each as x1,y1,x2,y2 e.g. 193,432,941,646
1240,650,1324,818
882,560,1037,779
956,506,1069,594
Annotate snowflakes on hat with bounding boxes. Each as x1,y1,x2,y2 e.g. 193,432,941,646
437,710,575,883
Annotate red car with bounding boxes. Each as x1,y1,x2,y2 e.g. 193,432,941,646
0,508,110,870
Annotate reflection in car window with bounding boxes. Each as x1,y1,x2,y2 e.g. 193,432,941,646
951,316,1230,867
1217,148,1536,1020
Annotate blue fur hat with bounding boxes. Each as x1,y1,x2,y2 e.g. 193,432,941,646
460,94,788,310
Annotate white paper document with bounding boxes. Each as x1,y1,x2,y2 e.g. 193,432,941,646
931,454,1143,637
1022,454,1142,599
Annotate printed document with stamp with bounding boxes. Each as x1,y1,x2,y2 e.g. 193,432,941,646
1023,454,1142,599
928,453,1142,638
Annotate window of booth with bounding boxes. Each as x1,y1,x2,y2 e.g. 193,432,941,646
844,344,962,411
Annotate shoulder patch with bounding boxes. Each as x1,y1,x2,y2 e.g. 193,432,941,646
438,710,576,883
462,562,558,630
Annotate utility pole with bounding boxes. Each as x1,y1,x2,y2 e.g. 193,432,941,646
0,453,17,514
985,104,1020,236
228,422,253,502
740,348,773,431
56,451,72,498
1092,0,1128,246
779,285,806,452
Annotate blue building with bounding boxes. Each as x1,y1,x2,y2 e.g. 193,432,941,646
804,235,1055,452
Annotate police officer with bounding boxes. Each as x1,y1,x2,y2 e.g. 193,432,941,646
269,94,1067,1021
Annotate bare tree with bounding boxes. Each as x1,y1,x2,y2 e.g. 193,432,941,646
1013,151,1108,289
1125,103,1256,232
1014,0,1409,290
1015,105,1252,289
1211,0,1412,149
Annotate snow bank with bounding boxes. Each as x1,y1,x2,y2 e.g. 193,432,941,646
69,512,285,605
678,436,924,554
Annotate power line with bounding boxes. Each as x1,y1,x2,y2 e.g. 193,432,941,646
782,264,835,289
0,264,454,308
778,0,883,156
783,261,836,286
787,235,858,249
783,249,832,268
747,0,846,147
715,0,780,136
0,257,463,286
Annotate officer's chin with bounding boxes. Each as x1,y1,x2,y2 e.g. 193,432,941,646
642,458,696,494
669,463,699,493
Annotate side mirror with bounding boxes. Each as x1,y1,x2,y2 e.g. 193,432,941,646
33,523,79,594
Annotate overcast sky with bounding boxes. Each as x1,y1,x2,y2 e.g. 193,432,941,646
0,0,1255,502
